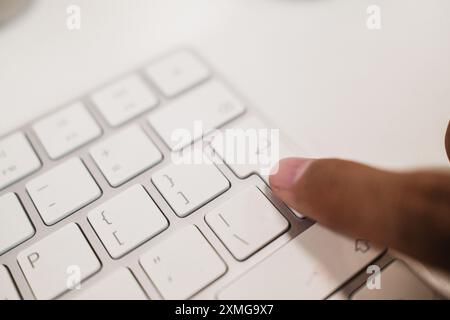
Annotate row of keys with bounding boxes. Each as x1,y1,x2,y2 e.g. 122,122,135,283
7,181,426,300
1,122,304,299
92,50,211,127
6,223,224,300
2,217,390,300
2,114,300,259
2,115,293,257
25,125,163,225
1,76,243,191
1,128,163,257
0,124,231,259
0,50,211,191
5,183,288,300
3,241,435,300
33,50,212,159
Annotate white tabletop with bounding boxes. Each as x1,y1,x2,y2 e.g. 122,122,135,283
0,0,449,169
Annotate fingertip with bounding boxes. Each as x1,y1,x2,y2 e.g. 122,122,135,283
269,157,315,191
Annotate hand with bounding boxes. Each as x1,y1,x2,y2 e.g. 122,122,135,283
269,121,450,270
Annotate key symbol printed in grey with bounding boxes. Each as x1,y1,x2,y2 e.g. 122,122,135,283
163,174,175,188
27,252,40,269
37,185,49,192
101,211,112,225
233,234,249,246
355,239,370,253
218,213,230,227
113,231,124,246
177,191,190,205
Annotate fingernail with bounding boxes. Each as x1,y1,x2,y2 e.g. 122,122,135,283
270,157,314,190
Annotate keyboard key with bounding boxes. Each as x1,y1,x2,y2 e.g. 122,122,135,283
218,224,382,299
205,186,289,261
92,74,158,127
209,115,299,181
209,116,305,218
26,158,101,225
74,268,147,300
148,80,245,151
351,260,436,300
140,225,226,300
152,158,230,218
0,132,41,190
33,102,102,159
0,265,21,300
145,50,211,98
0,193,34,255
90,125,162,187
17,223,101,300
87,185,168,259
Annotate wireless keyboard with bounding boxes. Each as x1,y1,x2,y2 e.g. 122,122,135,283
0,49,434,300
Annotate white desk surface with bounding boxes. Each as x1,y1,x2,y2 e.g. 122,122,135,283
0,0,449,170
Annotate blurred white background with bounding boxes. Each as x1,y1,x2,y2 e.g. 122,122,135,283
0,0,449,169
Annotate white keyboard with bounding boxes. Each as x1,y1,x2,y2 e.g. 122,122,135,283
1,49,427,300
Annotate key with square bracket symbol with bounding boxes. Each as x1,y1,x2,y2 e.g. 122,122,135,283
87,185,168,259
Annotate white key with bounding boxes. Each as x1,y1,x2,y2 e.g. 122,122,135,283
209,116,305,218
152,158,230,218
145,50,211,97
88,185,168,259
209,115,301,181
74,268,147,300
0,132,41,190
351,260,436,300
17,223,101,300
140,225,227,300
148,80,245,151
0,265,21,300
0,193,34,255
33,102,102,159
90,125,162,187
218,224,383,299
92,74,158,127
205,186,289,261
26,158,101,225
